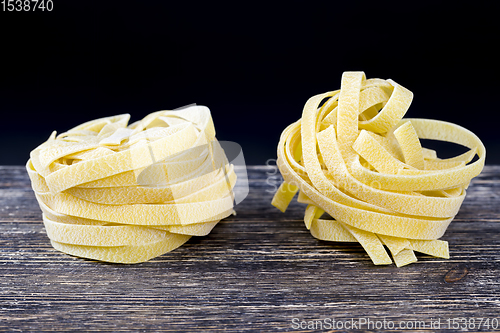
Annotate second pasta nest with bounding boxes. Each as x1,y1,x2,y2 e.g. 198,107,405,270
272,71,485,267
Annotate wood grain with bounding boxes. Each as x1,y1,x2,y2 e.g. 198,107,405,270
1,165,499,332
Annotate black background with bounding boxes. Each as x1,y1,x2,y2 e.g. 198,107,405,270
1,0,499,165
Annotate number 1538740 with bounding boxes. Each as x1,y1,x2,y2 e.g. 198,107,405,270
2,0,53,11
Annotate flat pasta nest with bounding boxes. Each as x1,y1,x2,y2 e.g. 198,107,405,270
27,105,236,263
272,71,486,267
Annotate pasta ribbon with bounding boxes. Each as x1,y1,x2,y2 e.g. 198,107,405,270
272,71,485,267
27,106,236,263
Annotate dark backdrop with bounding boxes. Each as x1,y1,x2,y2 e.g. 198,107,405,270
1,1,499,165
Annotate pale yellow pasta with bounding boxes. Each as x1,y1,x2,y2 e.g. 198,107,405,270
27,106,236,264
272,71,485,267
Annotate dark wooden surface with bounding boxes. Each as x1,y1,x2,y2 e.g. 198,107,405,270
1,165,499,332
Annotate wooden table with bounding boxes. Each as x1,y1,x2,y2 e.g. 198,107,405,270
1,165,499,332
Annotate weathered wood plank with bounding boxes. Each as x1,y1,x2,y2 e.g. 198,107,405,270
0,165,499,332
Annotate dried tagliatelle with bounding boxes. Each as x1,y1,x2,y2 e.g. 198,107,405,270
27,105,237,263
272,71,486,267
